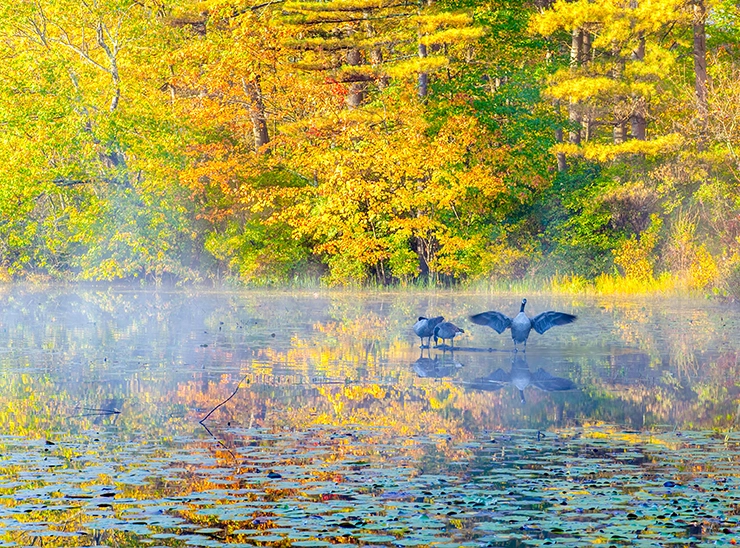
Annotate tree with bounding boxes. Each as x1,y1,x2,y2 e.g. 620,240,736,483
0,0,203,280
531,0,688,164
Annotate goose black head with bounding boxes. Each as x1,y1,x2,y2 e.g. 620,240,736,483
520,298,527,312
418,316,427,321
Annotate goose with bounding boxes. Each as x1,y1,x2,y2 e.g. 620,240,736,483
433,321,465,349
470,298,576,351
413,316,444,348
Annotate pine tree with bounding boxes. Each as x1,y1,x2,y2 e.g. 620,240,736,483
281,0,483,108
531,0,691,164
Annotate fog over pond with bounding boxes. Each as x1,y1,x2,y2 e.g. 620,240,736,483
1,288,739,546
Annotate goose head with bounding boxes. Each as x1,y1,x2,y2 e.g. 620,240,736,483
520,298,527,312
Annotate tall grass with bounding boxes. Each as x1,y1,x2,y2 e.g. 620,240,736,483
550,273,701,296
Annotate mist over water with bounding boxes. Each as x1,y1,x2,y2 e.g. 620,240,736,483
1,287,737,430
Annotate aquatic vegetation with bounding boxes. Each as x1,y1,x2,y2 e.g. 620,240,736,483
2,427,740,546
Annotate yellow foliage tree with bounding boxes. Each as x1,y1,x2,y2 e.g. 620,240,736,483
532,0,697,163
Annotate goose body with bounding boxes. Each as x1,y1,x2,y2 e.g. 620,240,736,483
470,298,576,351
433,321,464,349
413,316,444,348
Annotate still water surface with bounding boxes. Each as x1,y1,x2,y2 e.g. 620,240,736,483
1,288,739,546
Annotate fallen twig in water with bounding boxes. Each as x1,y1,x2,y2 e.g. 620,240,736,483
198,375,251,464
199,375,250,424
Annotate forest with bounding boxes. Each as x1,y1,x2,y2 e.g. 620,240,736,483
1,0,739,292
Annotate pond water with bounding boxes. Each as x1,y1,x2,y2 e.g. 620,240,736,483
1,288,739,547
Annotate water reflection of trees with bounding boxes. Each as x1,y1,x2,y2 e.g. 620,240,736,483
0,289,739,440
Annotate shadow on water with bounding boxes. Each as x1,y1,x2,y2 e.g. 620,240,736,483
429,343,507,352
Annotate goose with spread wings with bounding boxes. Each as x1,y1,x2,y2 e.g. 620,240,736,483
470,298,576,351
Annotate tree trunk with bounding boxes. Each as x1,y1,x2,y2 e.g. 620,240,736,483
582,31,591,63
693,0,708,122
568,29,583,145
554,100,567,172
630,36,646,140
630,113,646,140
612,42,626,144
570,28,582,68
243,76,270,153
345,48,365,109
613,121,626,144
370,47,388,89
418,42,428,99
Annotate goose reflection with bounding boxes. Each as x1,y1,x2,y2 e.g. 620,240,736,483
412,351,464,379
466,353,576,403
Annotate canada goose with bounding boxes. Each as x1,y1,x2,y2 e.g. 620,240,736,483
470,298,576,351
413,316,444,348
433,321,464,349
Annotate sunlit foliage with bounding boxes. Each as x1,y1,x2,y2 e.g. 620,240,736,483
0,0,739,291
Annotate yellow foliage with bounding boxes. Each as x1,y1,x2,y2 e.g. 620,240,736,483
421,27,485,46
385,56,449,78
579,135,684,162
529,0,609,36
688,245,718,290
414,12,475,33
547,75,630,102
613,215,662,282
285,0,395,12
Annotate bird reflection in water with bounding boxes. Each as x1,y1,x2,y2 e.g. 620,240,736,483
412,350,464,379
466,353,576,403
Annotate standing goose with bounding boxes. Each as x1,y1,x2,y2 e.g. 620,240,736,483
433,321,465,350
413,316,445,348
470,298,576,351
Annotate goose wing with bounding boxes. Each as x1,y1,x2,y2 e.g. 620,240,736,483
413,315,444,337
469,311,512,334
413,318,428,337
427,316,445,330
530,311,577,334
530,369,577,392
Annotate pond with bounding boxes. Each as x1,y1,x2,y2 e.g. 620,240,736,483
0,288,739,547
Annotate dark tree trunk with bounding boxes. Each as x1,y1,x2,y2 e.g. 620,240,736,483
554,100,567,172
630,36,646,140
370,47,388,89
630,113,646,140
612,42,626,144
582,31,591,63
